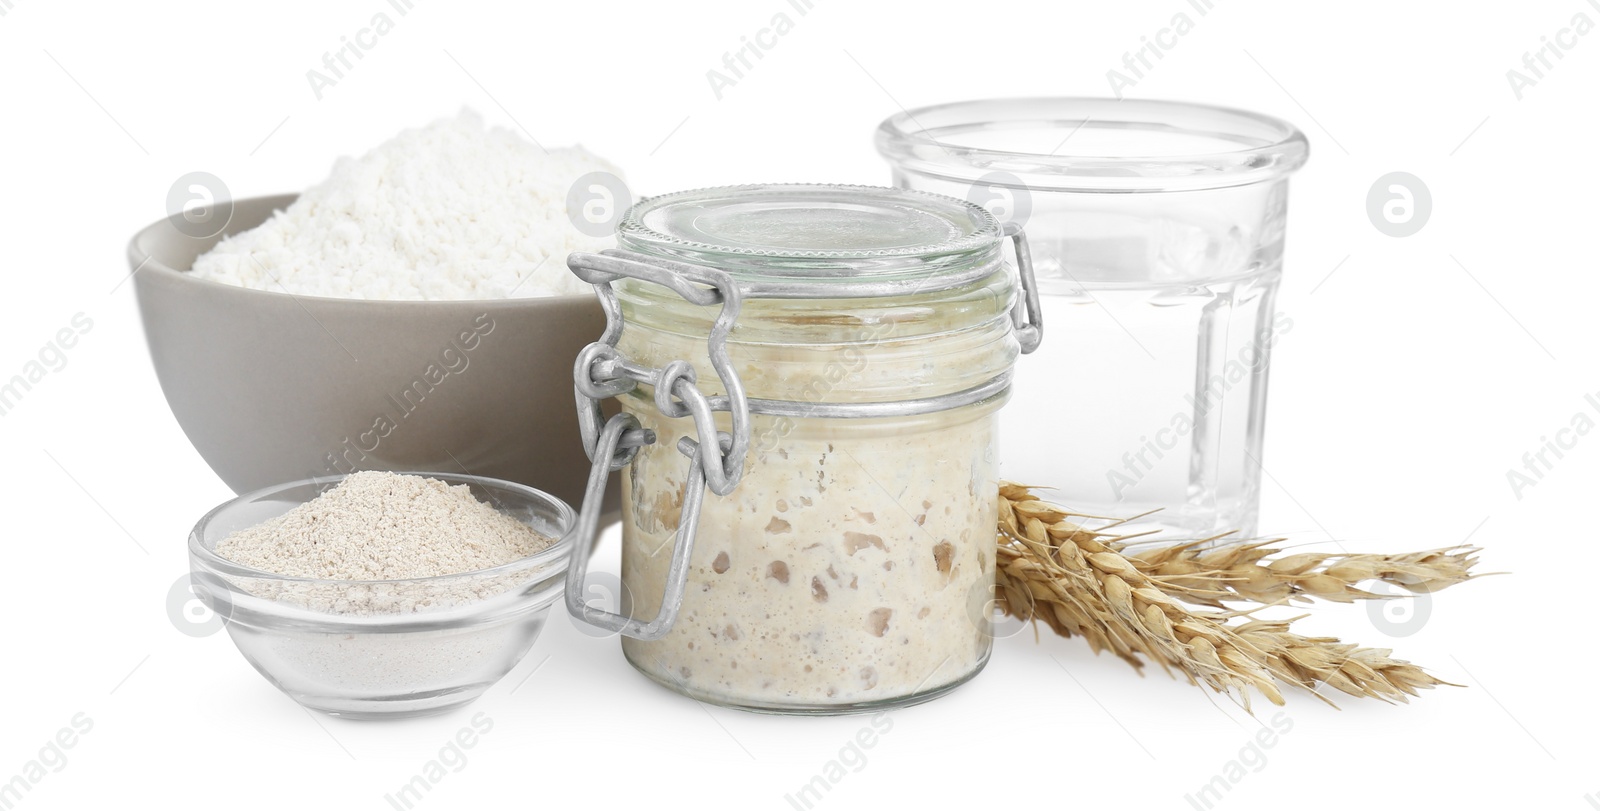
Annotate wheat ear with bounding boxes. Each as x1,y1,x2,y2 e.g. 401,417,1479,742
996,484,1457,708
1119,537,1483,608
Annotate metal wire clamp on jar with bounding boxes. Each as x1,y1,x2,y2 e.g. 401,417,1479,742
562,184,1042,714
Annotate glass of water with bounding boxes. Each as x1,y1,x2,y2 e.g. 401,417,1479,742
876,98,1308,538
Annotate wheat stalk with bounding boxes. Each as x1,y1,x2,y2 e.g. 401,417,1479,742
995,483,1464,708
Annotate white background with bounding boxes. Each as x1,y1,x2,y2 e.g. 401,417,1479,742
1,0,1595,808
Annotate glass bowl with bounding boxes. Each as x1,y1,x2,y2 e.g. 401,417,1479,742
188,472,575,719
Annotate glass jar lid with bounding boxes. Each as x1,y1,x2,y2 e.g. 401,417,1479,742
616,184,1005,296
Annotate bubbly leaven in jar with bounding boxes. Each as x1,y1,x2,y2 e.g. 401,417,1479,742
620,403,1000,709
611,267,1018,710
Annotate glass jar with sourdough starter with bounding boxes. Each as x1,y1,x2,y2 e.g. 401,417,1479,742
561,184,1042,714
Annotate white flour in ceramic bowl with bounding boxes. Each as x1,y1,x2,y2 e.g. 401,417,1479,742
190,110,620,300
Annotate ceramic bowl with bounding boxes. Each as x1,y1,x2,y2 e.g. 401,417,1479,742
128,194,614,512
